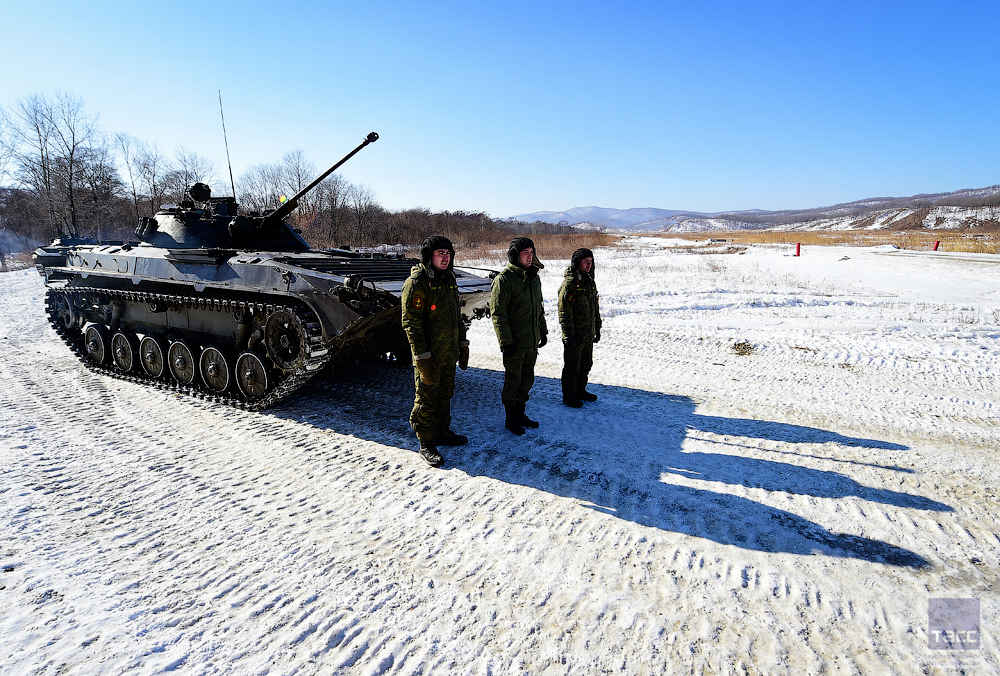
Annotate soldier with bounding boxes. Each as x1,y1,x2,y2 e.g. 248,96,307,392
558,247,602,407
401,235,470,467
490,237,547,435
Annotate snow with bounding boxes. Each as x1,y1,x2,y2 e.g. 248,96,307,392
670,206,1000,233
1,237,997,674
510,187,1000,233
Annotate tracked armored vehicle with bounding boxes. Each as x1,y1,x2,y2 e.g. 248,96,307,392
34,132,493,409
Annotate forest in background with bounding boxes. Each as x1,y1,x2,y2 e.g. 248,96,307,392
0,92,579,259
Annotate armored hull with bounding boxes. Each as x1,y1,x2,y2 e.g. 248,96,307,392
33,133,494,409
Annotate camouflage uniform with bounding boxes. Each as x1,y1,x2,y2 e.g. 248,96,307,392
558,248,602,402
401,243,467,445
490,238,547,432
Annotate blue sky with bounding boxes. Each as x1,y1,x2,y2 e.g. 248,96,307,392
2,0,998,217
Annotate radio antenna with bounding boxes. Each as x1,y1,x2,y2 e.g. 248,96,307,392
218,90,237,199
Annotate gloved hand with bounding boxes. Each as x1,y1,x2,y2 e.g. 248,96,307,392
594,329,601,344
501,345,514,357
564,336,576,350
538,335,547,348
415,357,435,385
459,344,469,370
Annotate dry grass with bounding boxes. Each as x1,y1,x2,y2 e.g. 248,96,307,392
0,252,34,273
457,232,623,266
656,230,999,254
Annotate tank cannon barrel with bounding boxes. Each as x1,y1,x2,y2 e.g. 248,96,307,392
262,132,379,226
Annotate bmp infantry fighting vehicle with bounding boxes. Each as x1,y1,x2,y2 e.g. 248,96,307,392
34,132,492,409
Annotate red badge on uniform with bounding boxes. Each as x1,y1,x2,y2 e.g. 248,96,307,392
430,304,436,311
413,296,423,309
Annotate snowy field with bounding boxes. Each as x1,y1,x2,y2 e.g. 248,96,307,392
1,237,997,675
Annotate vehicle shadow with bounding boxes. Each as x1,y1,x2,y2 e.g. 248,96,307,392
274,362,942,569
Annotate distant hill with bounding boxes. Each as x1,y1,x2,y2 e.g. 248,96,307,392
508,206,714,231
509,185,1000,232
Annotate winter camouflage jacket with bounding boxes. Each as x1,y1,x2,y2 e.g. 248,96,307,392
490,261,548,353
401,264,467,364
558,267,601,343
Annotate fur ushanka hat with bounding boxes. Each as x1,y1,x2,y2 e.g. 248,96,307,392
420,235,455,273
570,247,595,277
507,237,544,269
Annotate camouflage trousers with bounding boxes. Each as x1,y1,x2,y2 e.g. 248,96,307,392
501,350,537,408
561,339,594,398
410,362,456,443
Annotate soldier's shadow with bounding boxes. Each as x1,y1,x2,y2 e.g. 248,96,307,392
281,362,943,569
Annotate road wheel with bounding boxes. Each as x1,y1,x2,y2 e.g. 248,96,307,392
167,340,197,385
111,331,139,372
235,351,269,400
84,324,110,365
139,335,166,378
200,345,231,393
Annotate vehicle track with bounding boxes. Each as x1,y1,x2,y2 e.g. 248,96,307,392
44,285,331,410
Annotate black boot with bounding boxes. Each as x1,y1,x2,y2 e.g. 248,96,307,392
419,442,444,467
578,389,598,402
436,428,468,446
519,403,539,428
504,406,525,436
563,396,583,408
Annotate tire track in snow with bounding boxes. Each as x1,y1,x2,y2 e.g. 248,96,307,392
3,270,997,674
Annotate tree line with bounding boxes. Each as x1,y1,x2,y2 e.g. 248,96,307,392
0,92,561,255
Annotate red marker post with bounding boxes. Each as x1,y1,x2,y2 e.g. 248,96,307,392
933,241,940,251
795,243,801,257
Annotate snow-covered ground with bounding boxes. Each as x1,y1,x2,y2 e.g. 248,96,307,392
1,238,997,675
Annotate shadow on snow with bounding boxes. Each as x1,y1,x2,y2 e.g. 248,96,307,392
274,362,941,569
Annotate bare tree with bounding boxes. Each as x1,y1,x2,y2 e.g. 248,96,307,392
45,92,98,236
115,133,143,223
79,134,122,241
162,146,218,203
347,184,381,245
0,186,47,253
236,162,283,214
235,150,330,219
0,108,11,269
0,106,13,185
136,142,168,215
10,92,99,238
11,93,60,236
279,149,317,231
279,149,315,197
314,173,350,246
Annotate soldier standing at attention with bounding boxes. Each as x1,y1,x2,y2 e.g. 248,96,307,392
490,237,548,436
558,248,602,407
401,235,470,467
